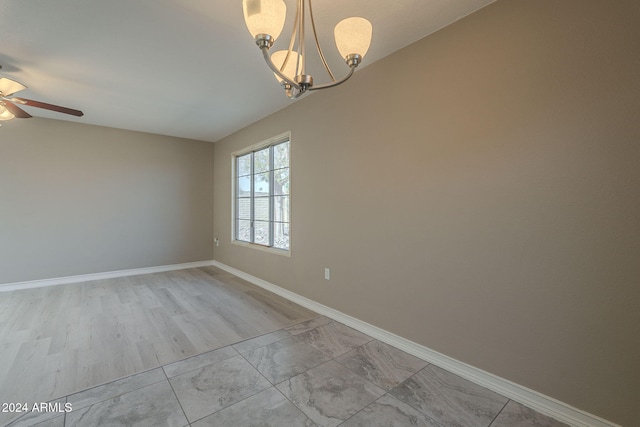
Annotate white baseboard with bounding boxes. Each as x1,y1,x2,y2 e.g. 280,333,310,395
0,260,215,292
211,260,619,427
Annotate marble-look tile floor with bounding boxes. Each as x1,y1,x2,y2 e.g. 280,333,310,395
5,316,570,427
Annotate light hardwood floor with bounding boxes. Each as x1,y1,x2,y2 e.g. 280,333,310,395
0,266,317,426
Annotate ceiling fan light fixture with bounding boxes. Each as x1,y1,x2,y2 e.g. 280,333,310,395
0,77,27,97
0,104,15,121
0,75,84,123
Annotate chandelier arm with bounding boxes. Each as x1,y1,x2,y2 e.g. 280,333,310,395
282,0,301,76
307,66,355,91
299,0,305,75
308,0,336,82
261,47,302,91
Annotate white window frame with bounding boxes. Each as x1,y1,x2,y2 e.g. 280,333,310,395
231,131,291,256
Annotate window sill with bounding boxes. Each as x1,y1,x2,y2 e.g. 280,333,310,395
231,240,291,257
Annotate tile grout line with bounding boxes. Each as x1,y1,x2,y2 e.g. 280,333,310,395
268,323,393,427
162,364,191,427
62,319,326,426
46,318,320,421
63,367,167,412
329,349,440,426
232,318,350,426
182,347,286,425
488,399,512,427
162,319,323,425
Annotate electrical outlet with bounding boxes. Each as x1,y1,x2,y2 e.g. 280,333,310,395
214,237,219,247
324,268,330,280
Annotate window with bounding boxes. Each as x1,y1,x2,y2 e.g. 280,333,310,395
234,135,290,252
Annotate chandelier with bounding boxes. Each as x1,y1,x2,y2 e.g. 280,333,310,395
242,0,372,98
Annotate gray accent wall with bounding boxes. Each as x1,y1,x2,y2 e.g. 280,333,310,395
0,118,214,283
213,1,640,425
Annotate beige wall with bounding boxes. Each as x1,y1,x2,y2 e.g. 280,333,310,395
213,1,640,425
0,118,214,284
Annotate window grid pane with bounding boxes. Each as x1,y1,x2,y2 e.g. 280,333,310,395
254,172,270,195
237,198,251,220
254,197,270,221
236,219,251,242
237,154,252,176
253,221,271,246
254,148,270,173
273,222,289,250
274,168,289,195
273,141,289,170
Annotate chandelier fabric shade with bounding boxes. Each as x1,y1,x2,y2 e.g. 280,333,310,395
242,0,372,98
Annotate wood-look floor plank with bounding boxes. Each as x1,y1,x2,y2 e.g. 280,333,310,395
0,265,317,427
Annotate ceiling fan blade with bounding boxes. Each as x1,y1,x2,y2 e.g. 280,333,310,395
2,100,32,118
0,77,27,97
16,98,84,117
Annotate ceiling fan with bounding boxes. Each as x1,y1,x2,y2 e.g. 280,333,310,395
0,74,84,122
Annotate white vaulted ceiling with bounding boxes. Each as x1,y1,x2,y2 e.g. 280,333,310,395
0,0,494,142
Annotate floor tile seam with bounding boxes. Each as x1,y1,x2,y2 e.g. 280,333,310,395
228,352,284,411
284,318,333,336
278,357,386,394
284,314,324,329
295,327,360,355
487,399,512,427
251,328,385,392
63,396,68,427
271,379,320,427
162,346,242,379
333,391,386,427
63,367,168,411
226,318,314,349
235,345,290,389
68,376,173,416
268,384,319,427
335,340,431,379
163,367,192,427
231,329,294,354
383,362,448,420
300,322,376,358
329,337,374,358
67,377,189,427
424,364,512,410
277,359,390,427
36,321,318,419
180,379,275,426
386,363,517,427
234,324,344,384
330,349,400,391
